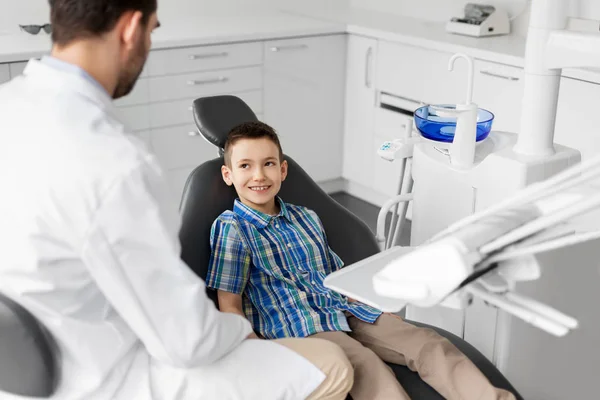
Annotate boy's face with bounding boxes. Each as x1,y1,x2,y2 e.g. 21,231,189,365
222,138,288,215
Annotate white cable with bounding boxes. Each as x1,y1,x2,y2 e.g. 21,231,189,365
483,230,600,264
386,158,407,249
504,291,578,330
466,283,570,336
480,193,600,254
391,159,413,247
377,193,413,247
431,154,600,242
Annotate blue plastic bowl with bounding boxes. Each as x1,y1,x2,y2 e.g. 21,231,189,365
414,105,494,143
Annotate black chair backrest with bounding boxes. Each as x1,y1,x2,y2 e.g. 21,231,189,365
180,95,380,306
0,292,59,397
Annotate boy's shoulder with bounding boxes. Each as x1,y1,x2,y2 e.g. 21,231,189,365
213,209,243,228
282,201,320,222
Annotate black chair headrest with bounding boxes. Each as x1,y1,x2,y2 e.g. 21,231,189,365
192,95,259,150
0,292,60,397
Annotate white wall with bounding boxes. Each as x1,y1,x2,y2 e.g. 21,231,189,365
0,1,50,34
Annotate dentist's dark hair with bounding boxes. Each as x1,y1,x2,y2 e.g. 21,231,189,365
48,0,157,46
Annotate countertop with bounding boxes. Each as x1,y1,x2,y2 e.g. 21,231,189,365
0,6,346,63
0,3,598,83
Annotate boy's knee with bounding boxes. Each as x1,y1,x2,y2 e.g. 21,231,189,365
312,339,354,392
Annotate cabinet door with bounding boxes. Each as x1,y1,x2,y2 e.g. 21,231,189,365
472,60,524,135
0,64,9,85
342,35,378,189
555,76,600,162
263,35,346,182
9,62,28,79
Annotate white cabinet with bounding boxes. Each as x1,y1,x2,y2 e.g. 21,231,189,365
146,42,263,76
377,41,468,105
9,62,27,79
555,76,600,161
0,64,9,84
472,60,524,134
263,35,346,183
145,42,264,201
342,35,377,190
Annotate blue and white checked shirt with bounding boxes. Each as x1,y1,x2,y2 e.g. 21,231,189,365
206,197,382,339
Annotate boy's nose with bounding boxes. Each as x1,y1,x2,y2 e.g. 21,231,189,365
253,168,266,181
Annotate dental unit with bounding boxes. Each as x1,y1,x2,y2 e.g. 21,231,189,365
325,0,600,349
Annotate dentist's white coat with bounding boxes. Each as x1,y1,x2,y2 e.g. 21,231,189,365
0,60,324,400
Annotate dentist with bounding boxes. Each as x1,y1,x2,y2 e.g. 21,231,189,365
0,1,353,399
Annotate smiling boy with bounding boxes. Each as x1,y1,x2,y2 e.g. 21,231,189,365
206,121,516,400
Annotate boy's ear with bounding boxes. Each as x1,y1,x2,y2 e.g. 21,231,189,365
221,165,233,186
280,159,288,182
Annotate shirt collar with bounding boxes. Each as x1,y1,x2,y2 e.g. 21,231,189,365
40,56,110,97
233,197,291,228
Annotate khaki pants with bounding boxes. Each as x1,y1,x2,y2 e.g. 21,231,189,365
276,337,354,400
309,313,516,400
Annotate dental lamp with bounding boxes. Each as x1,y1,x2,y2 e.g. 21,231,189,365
324,0,600,338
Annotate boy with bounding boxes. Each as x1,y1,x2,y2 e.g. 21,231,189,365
206,121,516,400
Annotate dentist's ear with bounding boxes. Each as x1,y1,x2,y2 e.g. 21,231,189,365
221,165,233,186
280,159,288,181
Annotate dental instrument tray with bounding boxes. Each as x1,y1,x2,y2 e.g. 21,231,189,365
446,3,510,37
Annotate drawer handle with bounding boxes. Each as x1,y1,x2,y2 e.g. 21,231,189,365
480,70,520,81
186,77,229,85
188,131,201,137
365,47,373,88
270,44,308,52
188,52,229,60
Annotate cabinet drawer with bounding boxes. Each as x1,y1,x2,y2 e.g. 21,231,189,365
114,78,149,107
118,104,150,132
555,77,600,161
0,64,9,84
9,62,27,78
473,60,524,134
377,41,465,105
148,67,262,103
264,35,345,81
146,42,263,76
150,124,219,170
149,90,263,129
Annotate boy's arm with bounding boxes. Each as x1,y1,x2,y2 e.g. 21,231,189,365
217,290,260,339
206,217,260,337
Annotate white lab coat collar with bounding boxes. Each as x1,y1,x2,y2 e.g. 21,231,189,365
24,58,116,117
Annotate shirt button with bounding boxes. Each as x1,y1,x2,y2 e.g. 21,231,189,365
326,293,331,298
287,243,292,248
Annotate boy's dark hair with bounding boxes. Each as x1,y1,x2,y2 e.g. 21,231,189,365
224,121,284,166
49,0,157,46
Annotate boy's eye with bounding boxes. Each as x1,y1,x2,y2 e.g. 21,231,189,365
265,161,276,166
239,163,249,169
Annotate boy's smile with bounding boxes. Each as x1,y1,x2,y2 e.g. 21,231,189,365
222,137,288,215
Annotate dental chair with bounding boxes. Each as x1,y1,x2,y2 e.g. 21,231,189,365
0,291,59,397
179,95,523,400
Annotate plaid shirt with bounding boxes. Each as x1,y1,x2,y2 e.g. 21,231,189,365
206,197,382,339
